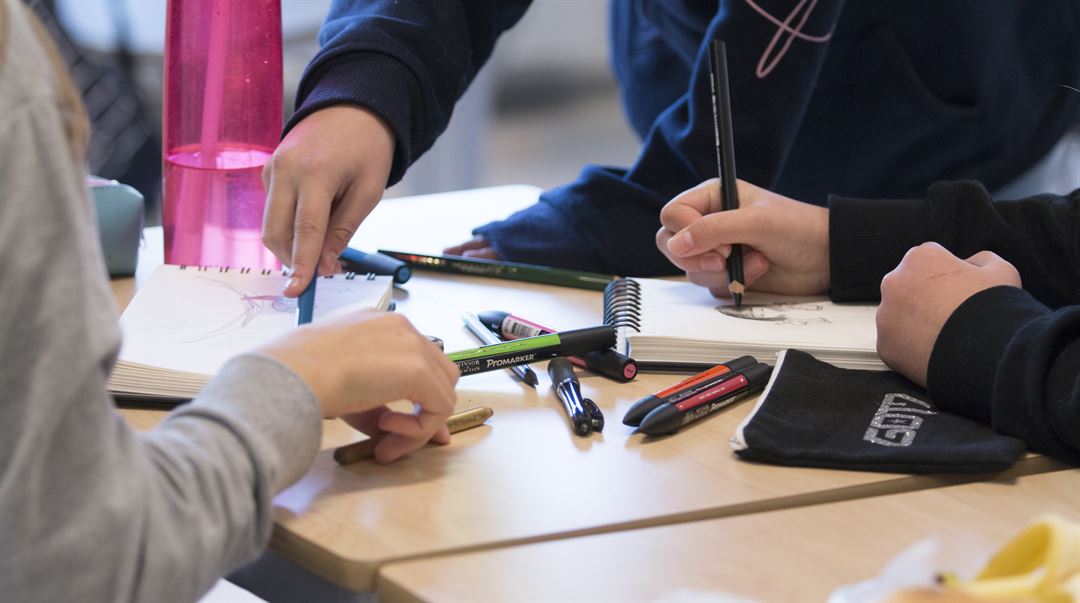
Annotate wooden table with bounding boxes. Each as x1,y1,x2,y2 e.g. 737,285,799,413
378,469,1080,602
113,186,1066,593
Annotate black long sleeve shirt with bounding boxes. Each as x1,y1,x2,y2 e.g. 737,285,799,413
829,182,1080,465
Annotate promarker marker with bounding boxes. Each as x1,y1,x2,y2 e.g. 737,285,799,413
622,355,758,426
637,363,772,436
477,310,637,382
446,326,616,377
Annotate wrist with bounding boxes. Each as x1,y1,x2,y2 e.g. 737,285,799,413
927,286,1046,421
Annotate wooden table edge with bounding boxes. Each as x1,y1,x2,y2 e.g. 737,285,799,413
269,453,1066,592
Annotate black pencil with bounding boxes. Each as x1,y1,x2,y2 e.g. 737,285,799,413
708,40,745,308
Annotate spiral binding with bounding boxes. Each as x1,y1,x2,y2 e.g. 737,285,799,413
177,265,376,280
603,278,642,332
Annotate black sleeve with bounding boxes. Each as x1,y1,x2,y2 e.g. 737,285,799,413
828,181,1080,306
927,286,1080,466
285,0,531,185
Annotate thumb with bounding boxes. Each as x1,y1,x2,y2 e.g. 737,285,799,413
666,209,757,257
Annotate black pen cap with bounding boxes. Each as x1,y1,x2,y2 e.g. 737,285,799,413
725,355,759,372
340,248,412,284
581,349,637,383
477,310,511,336
547,355,578,386
554,326,617,357
583,399,605,433
743,362,774,389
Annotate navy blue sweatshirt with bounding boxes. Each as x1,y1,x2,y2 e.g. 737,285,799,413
830,182,1080,466
290,0,1080,277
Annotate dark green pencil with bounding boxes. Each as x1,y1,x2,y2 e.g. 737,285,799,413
377,249,615,291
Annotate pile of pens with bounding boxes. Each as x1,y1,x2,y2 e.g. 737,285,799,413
448,311,770,439
457,310,632,437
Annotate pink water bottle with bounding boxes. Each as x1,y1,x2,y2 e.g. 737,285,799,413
162,0,282,269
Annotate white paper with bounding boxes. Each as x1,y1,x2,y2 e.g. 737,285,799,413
117,266,392,376
617,278,884,369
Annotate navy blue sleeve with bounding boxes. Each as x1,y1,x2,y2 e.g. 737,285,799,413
476,1,847,275
286,0,530,185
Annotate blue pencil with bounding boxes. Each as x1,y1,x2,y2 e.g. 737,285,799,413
296,275,316,326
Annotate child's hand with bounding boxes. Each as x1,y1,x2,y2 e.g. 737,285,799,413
877,243,1021,386
262,106,395,298
258,310,459,463
657,179,830,297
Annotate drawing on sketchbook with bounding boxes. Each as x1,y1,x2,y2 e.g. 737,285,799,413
176,277,293,343
715,301,831,326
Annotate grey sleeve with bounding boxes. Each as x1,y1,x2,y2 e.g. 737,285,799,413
0,60,321,603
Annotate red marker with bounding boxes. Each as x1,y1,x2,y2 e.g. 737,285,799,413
637,363,772,435
477,310,638,382
622,355,758,426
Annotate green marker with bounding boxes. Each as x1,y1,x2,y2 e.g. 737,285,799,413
377,250,616,291
446,326,616,376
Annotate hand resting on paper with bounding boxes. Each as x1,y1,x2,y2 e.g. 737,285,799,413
876,242,1021,387
262,106,395,298
258,310,460,463
657,178,830,298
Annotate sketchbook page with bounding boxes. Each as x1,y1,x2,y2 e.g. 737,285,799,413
630,278,879,353
117,266,392,376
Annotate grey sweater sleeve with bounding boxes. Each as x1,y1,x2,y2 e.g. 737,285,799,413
0,5,322,601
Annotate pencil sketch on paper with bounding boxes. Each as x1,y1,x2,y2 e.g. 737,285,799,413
175,276,294,343
714,301,831,326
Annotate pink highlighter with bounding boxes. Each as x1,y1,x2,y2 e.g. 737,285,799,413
162,0,282,269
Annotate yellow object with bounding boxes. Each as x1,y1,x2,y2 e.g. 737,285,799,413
943,515,1080,603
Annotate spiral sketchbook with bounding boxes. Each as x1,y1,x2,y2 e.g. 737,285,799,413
107,265,393,405
603,278,885,370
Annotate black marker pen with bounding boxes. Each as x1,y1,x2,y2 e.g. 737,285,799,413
478,310,637,382
547,357,593,436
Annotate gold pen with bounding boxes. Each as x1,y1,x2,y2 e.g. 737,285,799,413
332,406,494,465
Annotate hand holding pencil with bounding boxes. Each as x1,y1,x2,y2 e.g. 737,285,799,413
656,178,831,297
656,40,830,300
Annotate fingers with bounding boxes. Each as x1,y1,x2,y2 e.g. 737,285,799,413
657,227,731,273
261,168,299,268
373,341,457,463
660,179,720,232
444,236,493,256
666,209,758,258
964,250,997,266
462,247,499,259
741,249,770,288
281,184,334,297
340,405,392,436
321,184,379,276
691,250,770,298
374,399,455,463
966,250,1022,287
